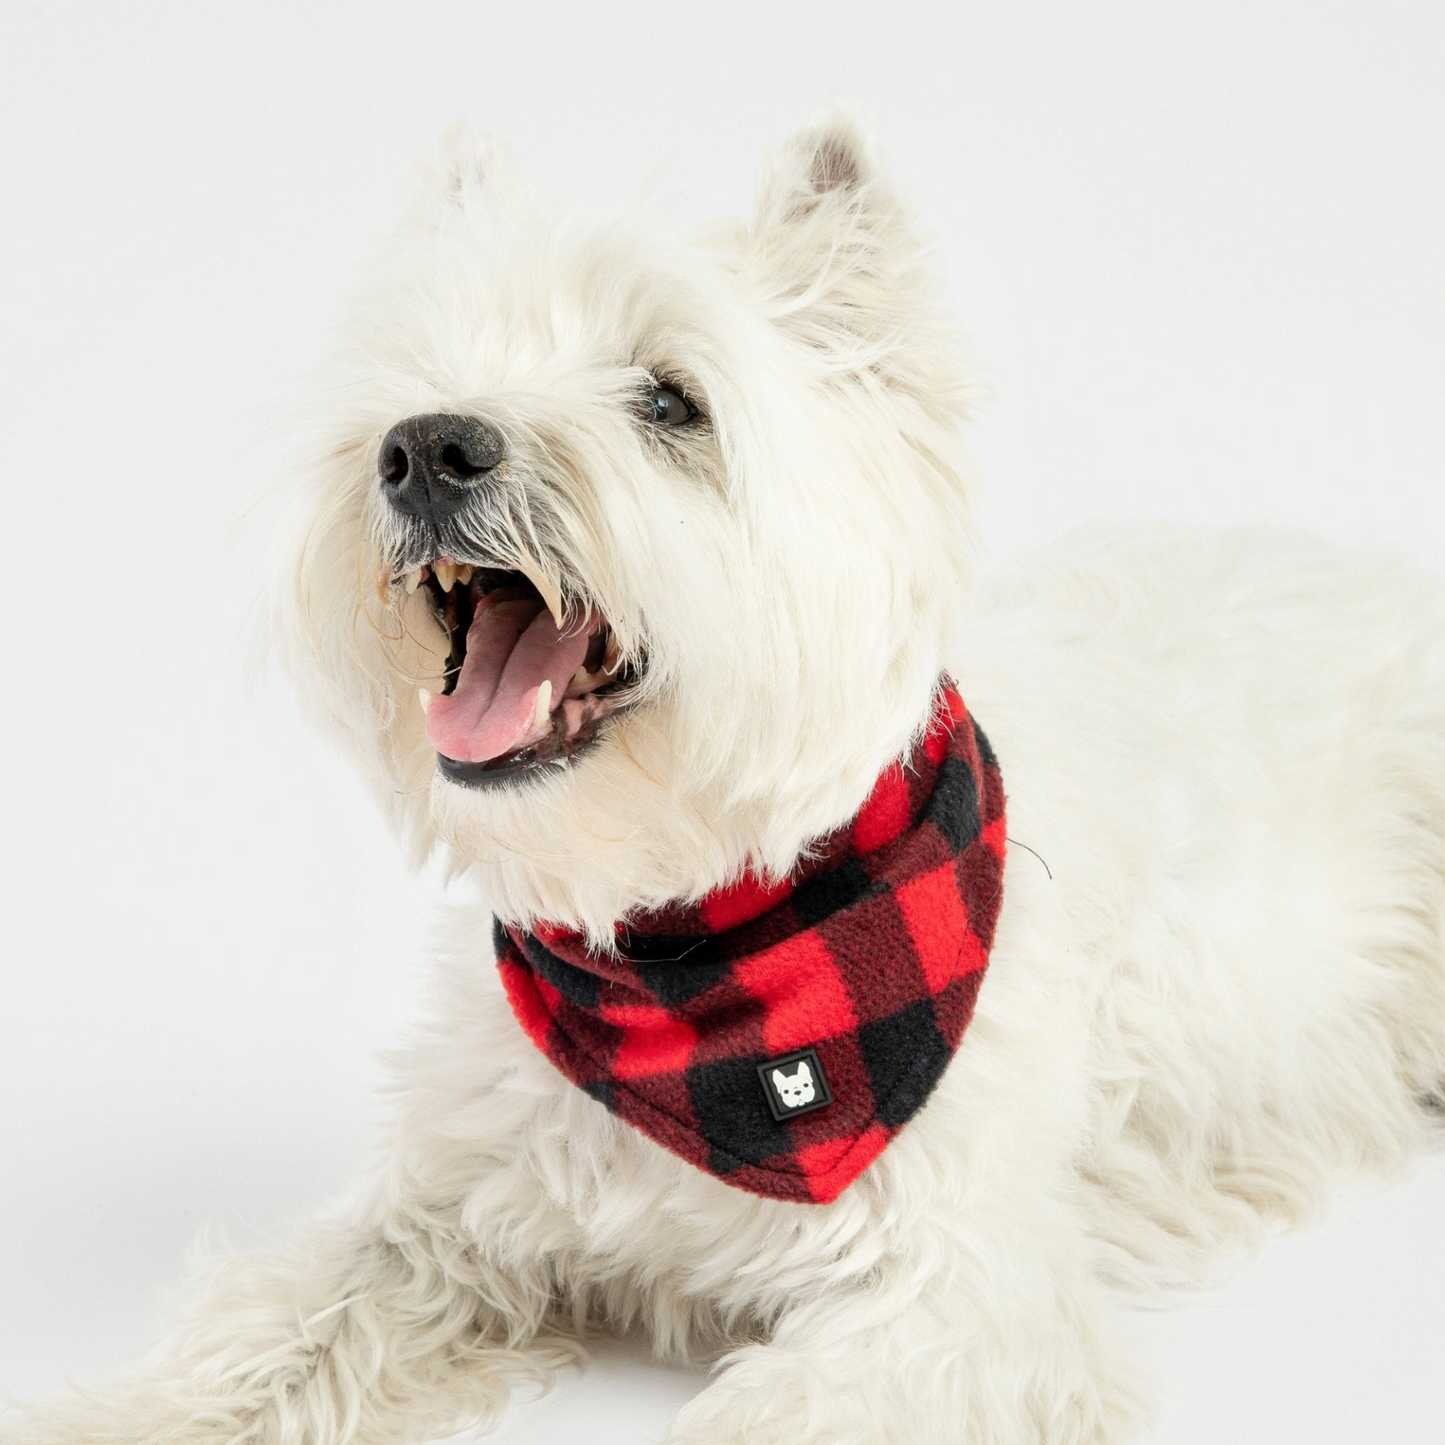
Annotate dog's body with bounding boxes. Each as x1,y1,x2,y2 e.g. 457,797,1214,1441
8,114,1445,1445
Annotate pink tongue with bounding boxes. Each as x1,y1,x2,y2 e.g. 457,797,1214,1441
425,594,597,763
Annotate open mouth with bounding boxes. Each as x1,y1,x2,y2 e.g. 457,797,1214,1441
398,558,639,787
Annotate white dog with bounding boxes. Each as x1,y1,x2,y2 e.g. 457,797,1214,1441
8,108,1445,1445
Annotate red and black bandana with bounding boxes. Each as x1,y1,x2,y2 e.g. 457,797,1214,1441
494,683,1007,1204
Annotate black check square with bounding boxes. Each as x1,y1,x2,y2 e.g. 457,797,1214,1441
757,1047,833,1122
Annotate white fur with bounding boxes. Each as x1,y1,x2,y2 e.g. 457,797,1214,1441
7,109,1445,1445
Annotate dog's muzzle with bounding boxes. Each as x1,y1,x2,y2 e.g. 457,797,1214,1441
378,413,506,529
379,411,644,789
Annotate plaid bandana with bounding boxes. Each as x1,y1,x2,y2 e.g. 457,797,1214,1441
494,683,1007,1204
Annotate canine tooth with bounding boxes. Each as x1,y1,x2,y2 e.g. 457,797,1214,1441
516,555,566,630
541,581,567,631
404,568,423,594
455,564,474,585
532,680,553,729
435,560,458,592
418,689,433,715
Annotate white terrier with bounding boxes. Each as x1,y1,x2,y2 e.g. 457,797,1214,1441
8,108,1445,1445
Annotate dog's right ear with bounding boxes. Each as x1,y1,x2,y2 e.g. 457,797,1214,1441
408,122,528,224
749,106,928,351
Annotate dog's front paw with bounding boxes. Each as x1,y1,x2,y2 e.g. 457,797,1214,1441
663,1328,1147,1445
662,1343,903,1445
0,1397,221,1445
663,1375,815,1445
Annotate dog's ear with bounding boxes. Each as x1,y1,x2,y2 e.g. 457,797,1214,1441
754,105,882,226
750,106,928,351
409,122,527,223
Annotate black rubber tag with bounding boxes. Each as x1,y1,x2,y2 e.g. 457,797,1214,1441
757,1047,833,1122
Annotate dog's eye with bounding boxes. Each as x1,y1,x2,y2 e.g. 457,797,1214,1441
646,384,694,427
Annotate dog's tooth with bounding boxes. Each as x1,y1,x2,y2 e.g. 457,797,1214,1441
404,568,423,594
418,689,433,715
532,680,553,729
571,667,591,690
516,555,566,630
602,635,622,673
455,564,474,585
540,581,567,631
435,560,458,593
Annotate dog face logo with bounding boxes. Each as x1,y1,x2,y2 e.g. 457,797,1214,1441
758,1048,833,1121
771,1061,816,1108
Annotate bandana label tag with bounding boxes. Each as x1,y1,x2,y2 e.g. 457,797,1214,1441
758,1048,833,1122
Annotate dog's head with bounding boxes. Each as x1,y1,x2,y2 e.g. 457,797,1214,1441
274,109,978,939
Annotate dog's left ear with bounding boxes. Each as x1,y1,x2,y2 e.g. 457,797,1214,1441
754,106,882,224
749,106,925,346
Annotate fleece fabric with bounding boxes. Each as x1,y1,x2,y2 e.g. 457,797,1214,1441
493,683,1007,1203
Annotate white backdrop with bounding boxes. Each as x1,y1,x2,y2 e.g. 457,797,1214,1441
3,3,1443,1442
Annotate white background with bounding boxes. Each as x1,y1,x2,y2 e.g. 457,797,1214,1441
3,2,1444,1441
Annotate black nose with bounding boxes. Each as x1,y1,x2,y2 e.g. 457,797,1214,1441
378,413,506,525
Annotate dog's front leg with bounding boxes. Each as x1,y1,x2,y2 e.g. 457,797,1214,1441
664,1215,1148,1445
2,1196,578,1445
